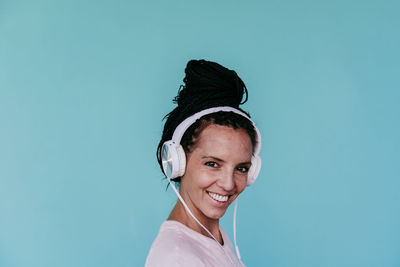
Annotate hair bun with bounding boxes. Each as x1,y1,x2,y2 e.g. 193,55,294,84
173,59,248,109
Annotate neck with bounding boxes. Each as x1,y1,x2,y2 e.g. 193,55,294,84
168,200,223,245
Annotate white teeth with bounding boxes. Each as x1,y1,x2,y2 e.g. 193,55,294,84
208,192,229,202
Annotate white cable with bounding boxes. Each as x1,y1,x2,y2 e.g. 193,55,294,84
167,178,236,266
233,198,241,260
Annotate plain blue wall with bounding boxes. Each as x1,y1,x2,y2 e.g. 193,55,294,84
1,0,399,266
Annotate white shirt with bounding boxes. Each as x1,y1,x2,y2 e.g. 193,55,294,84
145,220,245,267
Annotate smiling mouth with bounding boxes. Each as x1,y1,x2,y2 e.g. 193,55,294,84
207,191,230,202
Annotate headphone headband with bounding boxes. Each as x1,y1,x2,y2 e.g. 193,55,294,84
171,106,262,155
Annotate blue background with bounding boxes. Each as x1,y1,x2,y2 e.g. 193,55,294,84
1,0,399,266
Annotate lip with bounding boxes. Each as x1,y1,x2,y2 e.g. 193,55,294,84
206,191,231,207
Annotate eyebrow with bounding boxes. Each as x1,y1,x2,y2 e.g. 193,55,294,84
239,161,252,166
201,156,252,165
201,156,225,163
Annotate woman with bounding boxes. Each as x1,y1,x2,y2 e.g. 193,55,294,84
145,59,262,267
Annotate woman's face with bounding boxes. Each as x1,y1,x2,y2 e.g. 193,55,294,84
180,124,253,223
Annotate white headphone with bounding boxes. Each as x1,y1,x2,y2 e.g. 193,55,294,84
161,106,262,186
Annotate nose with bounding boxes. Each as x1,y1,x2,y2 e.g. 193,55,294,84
216,168,235,192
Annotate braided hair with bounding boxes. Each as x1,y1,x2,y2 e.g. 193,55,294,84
157,59,257,184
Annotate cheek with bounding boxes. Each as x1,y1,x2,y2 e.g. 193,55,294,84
235,177,248,194
197,171,218,188
187,168,216,190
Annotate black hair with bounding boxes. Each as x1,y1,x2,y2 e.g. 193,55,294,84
156,59,257,184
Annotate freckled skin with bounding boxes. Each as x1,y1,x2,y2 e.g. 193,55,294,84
168,124,253,244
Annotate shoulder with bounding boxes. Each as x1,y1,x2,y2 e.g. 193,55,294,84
145,221,207,267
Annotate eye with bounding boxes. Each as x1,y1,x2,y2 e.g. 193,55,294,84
236,166,250,173
205,161,218,168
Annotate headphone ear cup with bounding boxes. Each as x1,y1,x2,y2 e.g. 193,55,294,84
161,141,180,179
161,141,187,179
176,145,186,177
247,155,262,186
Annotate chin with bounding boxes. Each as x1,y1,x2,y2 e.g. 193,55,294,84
204,209,228,220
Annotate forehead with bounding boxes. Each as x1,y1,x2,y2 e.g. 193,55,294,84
192,124,253,160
